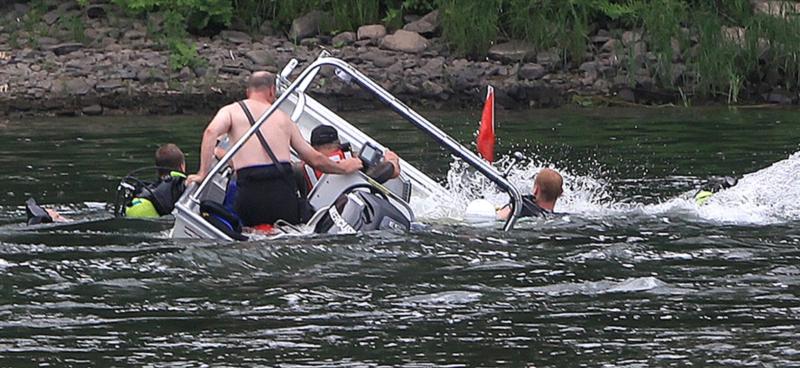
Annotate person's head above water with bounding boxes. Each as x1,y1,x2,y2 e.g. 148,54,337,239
310,125,341,155
532,168,563,211
155,143,186,176
246,71,276,103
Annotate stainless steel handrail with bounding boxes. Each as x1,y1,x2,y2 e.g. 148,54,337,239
191,56,523,231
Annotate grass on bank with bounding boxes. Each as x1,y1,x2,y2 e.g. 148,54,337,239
9,0,800,103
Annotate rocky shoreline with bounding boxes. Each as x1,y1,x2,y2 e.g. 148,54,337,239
1,1,797,118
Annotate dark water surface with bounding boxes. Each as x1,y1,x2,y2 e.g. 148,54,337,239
2,107,800,366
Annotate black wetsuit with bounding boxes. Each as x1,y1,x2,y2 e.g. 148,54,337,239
518,195,552,218
234,163,302,226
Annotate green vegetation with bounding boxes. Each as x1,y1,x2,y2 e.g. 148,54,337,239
7,0,800,103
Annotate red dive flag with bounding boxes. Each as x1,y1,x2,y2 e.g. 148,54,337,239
476,85,495,162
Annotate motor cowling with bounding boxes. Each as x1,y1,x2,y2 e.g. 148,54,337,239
313,189,410,234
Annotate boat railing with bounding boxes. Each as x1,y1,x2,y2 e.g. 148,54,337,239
190,55,523,231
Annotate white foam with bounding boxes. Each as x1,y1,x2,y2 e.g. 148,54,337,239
413,151,800,226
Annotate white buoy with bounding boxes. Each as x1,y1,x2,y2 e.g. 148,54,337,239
464,199,497,225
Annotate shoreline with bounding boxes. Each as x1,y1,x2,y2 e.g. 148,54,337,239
1,2,798,118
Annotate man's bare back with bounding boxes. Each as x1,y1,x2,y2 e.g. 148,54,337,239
188,71,361,185
218,99,293,169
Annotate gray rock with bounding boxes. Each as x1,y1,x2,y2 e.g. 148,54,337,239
300,37,319,47
332,32,356,46
45,43,83,56
136,68,167,83
289,10,327,41
536,50,561,67
178,67,193,81
43,10,61,26
82,104,103,115
85,4,106,19
220,30,251,44
95,79,123,92
766,91,794,104
488,41,537,63
518,63,546,80
422,80,444,97
357,24,387,40
244,50,274,66
37,37,60,47
61,78,94,95
622,30,642,45
422,57,445,77
579,61,598,73
403,9,440,35
372,55,395,68
380,30,428,53
618,88,635,102
601,39,620,53
123,30,146,40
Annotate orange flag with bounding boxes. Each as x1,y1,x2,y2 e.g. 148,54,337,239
476,85,495,162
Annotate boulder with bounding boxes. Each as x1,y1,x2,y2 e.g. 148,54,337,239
85,4,106,19
601,39,620,53
37,37,60,47
43,10,61,26
357,24,387,41
380,30,428,53
403,10,440,35
136,68,167,83
518,63,546,80
61,78,94,95
244,50,274,66
765,90,794,104
371,55,395,68
422,80,444,97
332,31,356,46
123,30,146,40
45,43,83,56
488,41,537,63
82,104,103,115
622,31,642,45
536,50,561,68
220,30,251,44
752,1,800,17
289,10,327,41
722,26,746,46
178,67,193,81
95,79,123,92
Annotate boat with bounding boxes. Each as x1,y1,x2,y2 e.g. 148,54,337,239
170,52,524,241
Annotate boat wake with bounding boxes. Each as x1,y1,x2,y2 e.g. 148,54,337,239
420,150,800,226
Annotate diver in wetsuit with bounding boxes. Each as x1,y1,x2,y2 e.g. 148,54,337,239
124,143,187,218
496,168,563,220
693,176,738,205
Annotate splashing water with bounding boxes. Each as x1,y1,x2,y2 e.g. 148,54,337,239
420,151,800,226
649,151,800,224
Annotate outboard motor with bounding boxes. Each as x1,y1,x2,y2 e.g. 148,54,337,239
313,186,411,234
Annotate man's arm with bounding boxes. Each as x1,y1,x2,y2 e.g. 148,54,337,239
187,107,232,183
384,150,401,179
289,122,362,174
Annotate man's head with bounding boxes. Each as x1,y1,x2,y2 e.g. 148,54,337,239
155,143,186,176
246,71,276,103
532,168,563,210
310,125,341,155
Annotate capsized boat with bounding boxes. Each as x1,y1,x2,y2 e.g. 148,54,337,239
170,52,524,240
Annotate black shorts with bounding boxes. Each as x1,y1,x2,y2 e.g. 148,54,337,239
234,163,301,226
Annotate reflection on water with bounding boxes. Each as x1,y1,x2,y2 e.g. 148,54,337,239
1,107,800,366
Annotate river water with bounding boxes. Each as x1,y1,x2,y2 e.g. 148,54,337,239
1,107,800,366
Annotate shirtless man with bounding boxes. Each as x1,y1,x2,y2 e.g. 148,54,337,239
188,71,362,226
